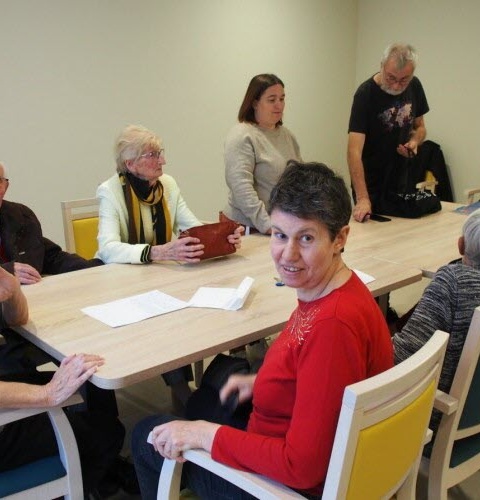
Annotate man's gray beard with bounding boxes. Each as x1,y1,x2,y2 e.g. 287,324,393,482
380,83,404,96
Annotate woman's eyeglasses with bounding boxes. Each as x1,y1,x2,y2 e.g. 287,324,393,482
139,150,165,160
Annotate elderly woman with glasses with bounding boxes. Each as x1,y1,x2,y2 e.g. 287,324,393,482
96,124,242,265
96,124,243,407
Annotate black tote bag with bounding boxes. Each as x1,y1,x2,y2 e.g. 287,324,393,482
377,156,442,219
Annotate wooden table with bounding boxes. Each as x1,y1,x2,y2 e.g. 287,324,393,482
347,202,467,278
13,235,421,390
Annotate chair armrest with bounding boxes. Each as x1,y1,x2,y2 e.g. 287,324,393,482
433,389,458,415
0,393,83,426
424,428,433,445
184,449,304,499
158,450,305,499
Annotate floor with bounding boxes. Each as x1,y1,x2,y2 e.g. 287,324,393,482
111,278,480,499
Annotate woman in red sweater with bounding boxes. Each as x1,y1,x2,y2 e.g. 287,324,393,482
132,161,393,499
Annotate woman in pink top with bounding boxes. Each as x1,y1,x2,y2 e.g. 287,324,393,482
132,160,393,499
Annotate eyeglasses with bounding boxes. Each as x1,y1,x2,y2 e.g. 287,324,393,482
139,149,165,160
0,177,9,185
383,71,412,86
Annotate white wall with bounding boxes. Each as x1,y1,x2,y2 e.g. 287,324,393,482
0,0,357,246
356,0,480,202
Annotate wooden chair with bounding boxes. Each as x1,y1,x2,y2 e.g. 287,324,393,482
465,188,480,205
157,330,449,499
421,306,480,499
0,395,83,499
416,170,438,194
61,198,99,259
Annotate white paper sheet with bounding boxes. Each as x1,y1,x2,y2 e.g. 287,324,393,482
353,269,375,284
81,290,189,328
189,276,254,310
81,277,255,327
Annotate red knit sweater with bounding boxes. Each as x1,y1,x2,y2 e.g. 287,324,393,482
212,273,393,495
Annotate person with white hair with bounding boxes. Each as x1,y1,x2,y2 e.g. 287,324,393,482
393,210,480,437
96,124,244,409
96,124,243,264
347,43,429,223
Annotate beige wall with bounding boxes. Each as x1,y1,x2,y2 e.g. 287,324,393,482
356,0,480,202
4,1,473,249
0,0,357,246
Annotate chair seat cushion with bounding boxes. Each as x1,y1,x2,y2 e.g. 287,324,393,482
0,455,66,496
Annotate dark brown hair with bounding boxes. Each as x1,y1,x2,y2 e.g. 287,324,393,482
238,74,284,125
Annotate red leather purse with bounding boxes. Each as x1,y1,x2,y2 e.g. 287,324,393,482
178,220,240,260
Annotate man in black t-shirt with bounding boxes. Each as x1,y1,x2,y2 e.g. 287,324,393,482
347,43,429,222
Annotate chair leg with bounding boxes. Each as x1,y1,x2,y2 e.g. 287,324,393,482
158,459,184,499
396,454,421,500
194,361,203,387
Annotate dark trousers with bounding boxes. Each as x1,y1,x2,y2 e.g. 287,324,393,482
132,414,258,500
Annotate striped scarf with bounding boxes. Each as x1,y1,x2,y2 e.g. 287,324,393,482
120,172,172,245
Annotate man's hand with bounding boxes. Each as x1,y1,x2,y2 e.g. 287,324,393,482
353,198,372,223
13,262,42,285
397,141,418,158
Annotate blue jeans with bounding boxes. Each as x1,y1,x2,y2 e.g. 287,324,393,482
131,414,258,500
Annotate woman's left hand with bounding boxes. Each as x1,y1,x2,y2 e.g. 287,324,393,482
150,420,221,463
227,225,244,249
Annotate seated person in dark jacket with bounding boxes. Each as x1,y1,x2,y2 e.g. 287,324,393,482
0,162,103,373
0,162,102,285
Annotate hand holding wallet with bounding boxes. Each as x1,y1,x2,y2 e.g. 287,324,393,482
178,220,241,260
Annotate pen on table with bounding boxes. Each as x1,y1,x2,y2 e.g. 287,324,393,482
274,277,285,286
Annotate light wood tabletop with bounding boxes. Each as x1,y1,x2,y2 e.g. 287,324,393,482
347,202,468,278
13,234,421,390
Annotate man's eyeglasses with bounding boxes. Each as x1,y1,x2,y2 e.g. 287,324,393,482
383,72,412,86
139,150,165,160
0,177,9,185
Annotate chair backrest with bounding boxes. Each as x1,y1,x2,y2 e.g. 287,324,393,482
465,188,480,205
323,330,449,499
428,306,480,493
61,198,99,260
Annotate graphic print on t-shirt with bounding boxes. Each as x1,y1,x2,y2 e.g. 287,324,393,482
378,101,413,132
